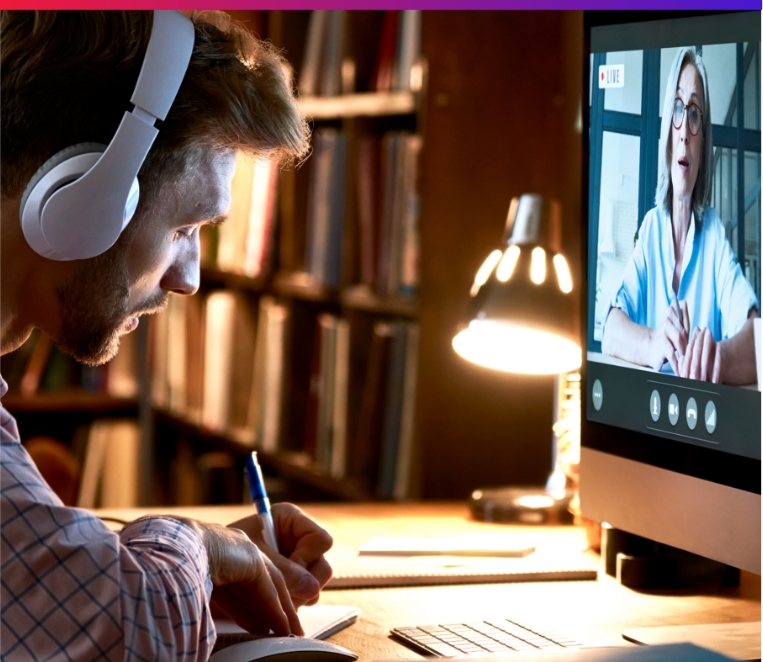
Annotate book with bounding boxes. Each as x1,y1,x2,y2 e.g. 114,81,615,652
184,293,205,422
314,314,338,472
325,552,597,589
376,322,407,498
319,11,346,97
166,295,187,414
393,11,422,92
213,604,360,649
349,321,394,488
330,317,350,479
255,297,288,453
202,291,237,431
299,11,329,98
243,159,279,278
355,135,381,289
216,155,279,278
393,323,419,500
370,11,399,92
227,295,258,441
397,136,422,298
305,129,348,288
77,419,140,509
358,535,535,557
217,153,255,274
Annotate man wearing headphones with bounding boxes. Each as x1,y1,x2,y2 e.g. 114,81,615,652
1,11,333,660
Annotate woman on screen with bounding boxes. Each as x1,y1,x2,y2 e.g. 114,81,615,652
602,47,759,385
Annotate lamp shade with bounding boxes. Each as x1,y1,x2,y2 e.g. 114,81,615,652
453,194,581,375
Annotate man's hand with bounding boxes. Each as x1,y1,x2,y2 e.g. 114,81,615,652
678,327,722,383
229,503,333,608
647,299,690,373
174,517,303,636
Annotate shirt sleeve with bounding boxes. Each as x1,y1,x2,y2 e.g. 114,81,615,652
1,432,216,661
714,217,759,340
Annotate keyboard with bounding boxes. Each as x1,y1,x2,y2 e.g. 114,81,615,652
392,618,585,657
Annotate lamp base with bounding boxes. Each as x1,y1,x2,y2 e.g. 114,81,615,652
469,486,575,525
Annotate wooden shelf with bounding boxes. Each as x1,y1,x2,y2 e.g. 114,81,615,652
2,391,138,414
154,408,372,501
297,91,418,119
200,267,268,292
340,285,419,317
273,271,336,302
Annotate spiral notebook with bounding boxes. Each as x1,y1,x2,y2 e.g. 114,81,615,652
325,549,597,589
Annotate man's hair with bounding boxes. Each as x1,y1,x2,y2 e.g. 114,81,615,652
1,10,310,208
654,46,713,222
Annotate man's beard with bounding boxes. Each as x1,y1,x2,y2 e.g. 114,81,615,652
54,248,168,366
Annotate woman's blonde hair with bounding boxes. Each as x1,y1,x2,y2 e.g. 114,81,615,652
1,11,310,206
654,46,714,222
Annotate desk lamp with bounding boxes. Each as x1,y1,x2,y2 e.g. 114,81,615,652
452,193,582,524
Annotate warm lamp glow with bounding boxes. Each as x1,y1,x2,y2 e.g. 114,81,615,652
497,245,521,282
470,249,502,296
553,254,573,293
530,247,546,284
452,320,582,375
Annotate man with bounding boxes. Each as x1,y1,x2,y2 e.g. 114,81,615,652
1,10,333,660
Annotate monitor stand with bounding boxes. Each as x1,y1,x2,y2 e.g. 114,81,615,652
622,622,761,662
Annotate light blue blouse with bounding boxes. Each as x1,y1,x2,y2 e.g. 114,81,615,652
607,205,758,345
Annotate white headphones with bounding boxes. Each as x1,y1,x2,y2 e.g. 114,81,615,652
19,10,194,261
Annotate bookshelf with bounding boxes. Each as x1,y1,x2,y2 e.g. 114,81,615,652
3,11,583,508
145,10,586,506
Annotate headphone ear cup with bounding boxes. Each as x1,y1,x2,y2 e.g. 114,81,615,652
20,143,107,259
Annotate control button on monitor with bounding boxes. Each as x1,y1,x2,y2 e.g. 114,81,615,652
592,379,603,411
668,393,679,426
705,400,717,434
649,389,661,422
686,397,698,430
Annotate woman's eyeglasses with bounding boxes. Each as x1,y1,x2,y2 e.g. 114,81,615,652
672,99,703,136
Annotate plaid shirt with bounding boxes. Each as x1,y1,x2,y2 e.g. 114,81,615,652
1,377,216,661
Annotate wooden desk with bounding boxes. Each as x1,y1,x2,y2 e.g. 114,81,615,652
95,502,761,661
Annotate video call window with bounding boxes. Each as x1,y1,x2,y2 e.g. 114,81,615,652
587,41,761,385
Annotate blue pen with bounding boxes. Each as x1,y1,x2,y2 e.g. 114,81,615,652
244,451,279,553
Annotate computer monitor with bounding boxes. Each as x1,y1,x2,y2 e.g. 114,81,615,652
579,11,761,576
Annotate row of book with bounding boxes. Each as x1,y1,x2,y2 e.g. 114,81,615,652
199,127,422,300
75,419,244,508
200,155,278,278
306,128,422,295
299,10,422,97
150,291,420,499
1,328,138,398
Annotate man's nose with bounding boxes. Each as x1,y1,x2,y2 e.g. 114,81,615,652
160,236,200,296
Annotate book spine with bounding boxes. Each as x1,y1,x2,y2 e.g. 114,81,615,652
260,302,287,453
356,135,380,289
398,135,422,298
330,317,350,479
306,130,336,285
325,131,348,288
393,323,419,500
350,322,394,488
315,314,337,472
299,11,328,97
319,11,346,97
376,322,408,498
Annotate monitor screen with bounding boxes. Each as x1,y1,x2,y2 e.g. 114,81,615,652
580,11,761,574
